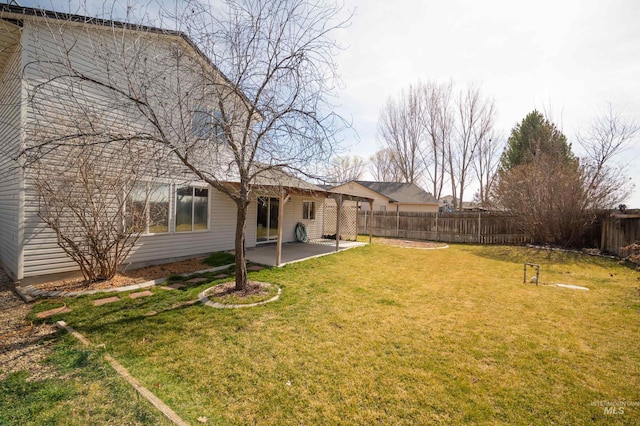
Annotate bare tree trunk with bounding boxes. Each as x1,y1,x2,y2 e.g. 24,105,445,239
234,197,249,291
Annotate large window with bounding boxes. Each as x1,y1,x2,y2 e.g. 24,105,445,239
303,201,316,220
192,106,224,142
176,186,209,232
127,183,170,234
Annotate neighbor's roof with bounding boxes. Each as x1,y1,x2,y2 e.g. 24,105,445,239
354,181,437,204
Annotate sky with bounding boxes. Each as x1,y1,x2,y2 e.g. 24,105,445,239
8,0,640,206
332,0,640,206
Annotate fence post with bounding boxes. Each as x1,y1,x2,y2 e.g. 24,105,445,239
435,211,439,241
363,209,367,236
369,200,373,243
356,202,359,238
335,196,342,252
478,212,481,243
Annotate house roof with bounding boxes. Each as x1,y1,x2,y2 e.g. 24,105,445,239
353,181,437,204
0,3,258,117
253,167,325,193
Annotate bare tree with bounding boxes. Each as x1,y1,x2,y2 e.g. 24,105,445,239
421,81,453,200
29,143,164,282
377,84,425,184
21,0,350,290
376,81,495,205
472,132,502,206
492,155,587,246
325,155,366,185
369,148,402,182
577,102,639,209
448,83,495,210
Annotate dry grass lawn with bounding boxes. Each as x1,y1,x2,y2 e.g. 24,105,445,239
26,243,640,425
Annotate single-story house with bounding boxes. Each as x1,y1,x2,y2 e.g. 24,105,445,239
329,181,439,213
0,5,371,284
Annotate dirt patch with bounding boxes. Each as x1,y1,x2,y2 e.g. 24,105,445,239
33,257,213,293
0,272,58,381
207,281,270,299
375,238,448,249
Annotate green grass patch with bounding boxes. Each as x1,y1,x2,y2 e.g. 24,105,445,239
203,251,236,267
31,244,640,424
165,266,236,284
0,335,171,426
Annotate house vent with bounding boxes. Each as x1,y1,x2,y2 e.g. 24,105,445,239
170,42,183,58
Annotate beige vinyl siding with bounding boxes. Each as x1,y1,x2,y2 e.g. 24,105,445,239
397,203,439,213
280,196,325,242
125,188,241,267
15,18,258,279
22,184,79,277
22,183,245,277
17,20,227,278
0,23,23,279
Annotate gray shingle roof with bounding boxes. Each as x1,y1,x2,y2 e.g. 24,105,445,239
355,181,437,204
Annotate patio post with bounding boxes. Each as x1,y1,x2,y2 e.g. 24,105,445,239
275,192,288,266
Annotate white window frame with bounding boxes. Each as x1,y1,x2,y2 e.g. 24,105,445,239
303,200,316,220
127,182,170,235
175,185,210,232
192,106,224,143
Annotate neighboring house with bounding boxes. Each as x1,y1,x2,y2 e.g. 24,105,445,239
439,195,488,212
0,5,369,283
330,181,439,213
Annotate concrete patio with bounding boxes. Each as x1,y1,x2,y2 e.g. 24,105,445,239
245,240,366,266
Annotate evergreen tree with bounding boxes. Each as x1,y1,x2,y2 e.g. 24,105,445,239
500,110,573,170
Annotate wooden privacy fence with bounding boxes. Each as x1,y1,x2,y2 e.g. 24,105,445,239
358,211,530,245
600,214,640,257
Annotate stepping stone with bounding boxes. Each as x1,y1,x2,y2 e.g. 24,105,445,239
248,265,264,271
36,306,72,319
213,274,228,279
144,311,157,317
161,283,186,290
93,296,120,306
129,290,153,299
186,277,209,283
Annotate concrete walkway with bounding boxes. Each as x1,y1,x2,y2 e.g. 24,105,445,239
245,241,365,266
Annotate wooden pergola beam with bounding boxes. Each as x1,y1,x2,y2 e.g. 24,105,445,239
275,192,290,266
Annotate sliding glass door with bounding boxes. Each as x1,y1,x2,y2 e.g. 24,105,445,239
257,197,279,242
